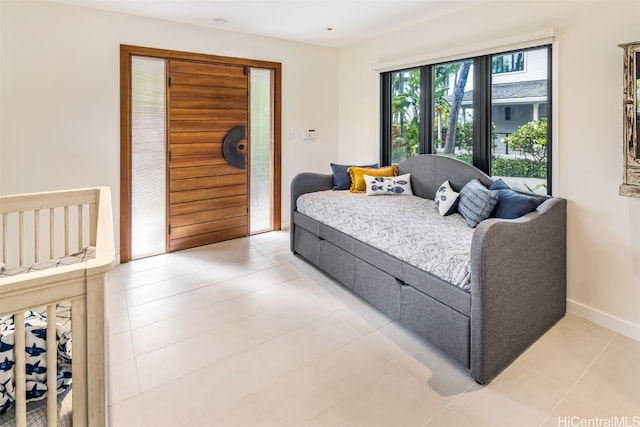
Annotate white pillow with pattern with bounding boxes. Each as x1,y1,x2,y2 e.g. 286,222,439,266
434,180,459,216
364,173,413,196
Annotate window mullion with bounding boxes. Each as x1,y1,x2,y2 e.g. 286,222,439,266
473,56,492,173
380,73,392,165
420,65,432,154
546,46,553,195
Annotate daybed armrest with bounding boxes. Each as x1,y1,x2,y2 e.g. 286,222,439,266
290,172,333,250
291,172,333,206
469,197,567,384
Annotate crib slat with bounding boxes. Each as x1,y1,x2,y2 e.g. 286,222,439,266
47,304,58,427
14,312,27,427
35,210,40,263
89,203,97,246
64,206,69,255
78,204,84,250
50,208,55,259
19,211,24,266
2,213,7,265
72,298,88,425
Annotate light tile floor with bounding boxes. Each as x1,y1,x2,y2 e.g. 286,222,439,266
106,230,640,427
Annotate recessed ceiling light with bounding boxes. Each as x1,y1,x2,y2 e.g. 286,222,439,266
326,27,335,32
214,18,228,25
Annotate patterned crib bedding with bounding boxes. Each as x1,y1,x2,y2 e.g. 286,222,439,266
0,247,89,420
0,246,96,278
296,191,475,290
0,310,72,417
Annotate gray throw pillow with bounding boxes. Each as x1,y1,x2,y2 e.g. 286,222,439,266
458,179,498,228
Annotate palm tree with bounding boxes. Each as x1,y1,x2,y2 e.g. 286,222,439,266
443,61,472,154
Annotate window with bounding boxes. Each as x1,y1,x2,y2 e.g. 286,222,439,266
390,68,421,164
131,56,166,259
432,60,474,164
381,45,552,194
250,68,275,233
492,52,525,74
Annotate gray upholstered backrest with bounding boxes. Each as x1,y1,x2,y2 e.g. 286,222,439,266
398,154,493,200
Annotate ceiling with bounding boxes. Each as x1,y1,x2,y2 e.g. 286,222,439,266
48,0,483,48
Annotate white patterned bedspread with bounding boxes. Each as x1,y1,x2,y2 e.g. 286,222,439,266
296,191,474,290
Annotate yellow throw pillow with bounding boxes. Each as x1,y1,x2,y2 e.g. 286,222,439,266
348,165,398,193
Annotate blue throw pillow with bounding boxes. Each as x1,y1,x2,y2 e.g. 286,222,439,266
330,163,378,190
458,179,499,228
489,179,541,219
489,178,510,190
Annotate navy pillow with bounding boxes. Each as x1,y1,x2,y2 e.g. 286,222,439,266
489,178,510,190
330,163,378,190
489,179,541,219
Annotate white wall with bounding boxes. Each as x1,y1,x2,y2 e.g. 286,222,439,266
0,0,339,237
338,1,640,338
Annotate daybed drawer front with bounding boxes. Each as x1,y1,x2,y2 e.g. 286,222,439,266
293,212,320,235
293,225,322,265
352,241,403,279
401,264,471,316
319,240,356,290
354,259,402,320
318,223,356,254
400,286,470,367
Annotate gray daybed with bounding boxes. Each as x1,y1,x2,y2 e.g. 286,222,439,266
290,154,566,384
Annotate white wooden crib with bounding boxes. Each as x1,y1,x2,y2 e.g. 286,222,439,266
0,187,115,427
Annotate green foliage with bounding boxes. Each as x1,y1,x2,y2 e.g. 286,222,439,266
455,121,473,154
439,152,472,164
390,64,475,160
433,63,458,118
491,158,547,179
391,70,421,162
391,117,419,162
441,121,496,155
503,118,548,164
441,152,547,180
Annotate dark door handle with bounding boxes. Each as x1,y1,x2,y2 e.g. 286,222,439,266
223,126,246,169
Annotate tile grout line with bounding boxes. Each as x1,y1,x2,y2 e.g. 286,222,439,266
537,332,619,427
127,267,307,357
125,261,299,329
421,406,472,427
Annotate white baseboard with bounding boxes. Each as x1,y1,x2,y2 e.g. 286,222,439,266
567,299,640,341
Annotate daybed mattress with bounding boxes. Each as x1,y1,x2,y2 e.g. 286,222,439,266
296,190,474,290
